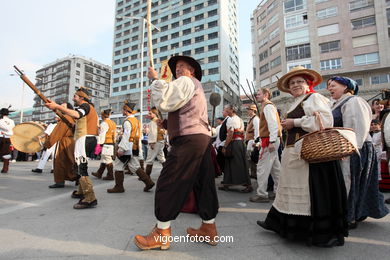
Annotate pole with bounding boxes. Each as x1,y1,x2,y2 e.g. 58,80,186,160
146,0,154,68
20,82,25,123
139,19,145,158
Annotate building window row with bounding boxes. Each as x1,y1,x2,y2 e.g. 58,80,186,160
349,0,374,12
316,6,337,20
284,0,306,13
320,58,341,70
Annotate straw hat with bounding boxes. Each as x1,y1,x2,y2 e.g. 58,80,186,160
277,66,322,93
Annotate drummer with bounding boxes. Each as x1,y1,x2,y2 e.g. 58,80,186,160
45,87,99,209
0,106,15,174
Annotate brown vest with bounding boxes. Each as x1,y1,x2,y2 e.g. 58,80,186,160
104,119,117,144
126,116,140,150
245,116,256,141
74,103,98,140
167,77,210,141
285,94,312,146
259,100,282,138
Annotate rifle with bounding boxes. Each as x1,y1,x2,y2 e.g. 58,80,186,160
13,65,75,131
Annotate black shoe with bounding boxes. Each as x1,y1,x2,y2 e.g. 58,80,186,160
71,190,84,199
348,222,358,230
49,182,65,188
314,237,344,248
257,220,272,231
385,198,390,204
73,199,97,209
32,168,43,173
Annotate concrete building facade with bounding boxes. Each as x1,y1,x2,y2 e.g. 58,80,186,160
251,0,390,114
108,0,241,123
33,55,111,122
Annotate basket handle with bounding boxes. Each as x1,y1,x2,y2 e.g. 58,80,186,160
313,112,325,131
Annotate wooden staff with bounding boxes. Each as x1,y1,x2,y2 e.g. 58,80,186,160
146,0,154,68
13,65,75,131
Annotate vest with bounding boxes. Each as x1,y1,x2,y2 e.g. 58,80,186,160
126,116,140,151
104,119,117,144
285,94,312,146
245,115,256,141
167,77,210,141
332,96,354,127
259,100,282,138
74,103,98,141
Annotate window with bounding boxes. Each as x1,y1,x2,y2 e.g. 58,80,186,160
183,50,191,56
171,42,179,49
270,56,281,69
259,64,269,75
286,43,311,61
209,43,218,51
183,0,191,4
285,13,308,29
316,7,337,19
183,7,191,14
320,58,342,70
183,18,191,25
161,35,168,42
208,21,218,28
387,8,390,25
121,85,127,91
171,32,179,38
354,52,379,65
195,3,204,10
208,32,218,39
195,47,204,54
286,28,309,45
121,75,128,81
76,70,80,76
317,24,339,36
113,87,119,93
352,34,377,48
349,0,374,12
208,9,218,17
171,22,179,29
209,68,219,75
351,16,375,29
209,55,218,62
195,14,204,21
371,74,390,84
319,40,341,53
284,0,306,13
172,11,180,18
208,0,217,5
259,50,268,62
183,28,191,35
183,39,191,46
195,36,204,43
160,46,168,52
161,25,168,32
268,14,278,27
267,1,278,14
161,15,168,22
270,42,281,54
76,63,80,68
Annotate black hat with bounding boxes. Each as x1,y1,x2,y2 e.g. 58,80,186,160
123,100,136,112
0,106,15,116
101,109,112,117
168,55,202,81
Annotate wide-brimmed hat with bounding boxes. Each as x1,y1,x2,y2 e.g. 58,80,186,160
246,104,258,111
277,66,322,93
101,109,112,117
75,87,91,99
123,100,136,113
168,55,202,81
0,106,15,115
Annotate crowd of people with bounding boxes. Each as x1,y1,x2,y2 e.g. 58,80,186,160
1,55,389,250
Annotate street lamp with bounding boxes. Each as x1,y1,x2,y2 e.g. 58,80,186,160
116,15,159,156
9,73,25,123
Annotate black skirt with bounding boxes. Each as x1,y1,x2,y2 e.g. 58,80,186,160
264,160,348,246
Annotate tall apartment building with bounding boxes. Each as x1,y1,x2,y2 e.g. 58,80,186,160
107,0,241,123
251,0,390,114
32,55,111,122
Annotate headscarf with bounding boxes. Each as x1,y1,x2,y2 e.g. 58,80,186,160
328,76,359,95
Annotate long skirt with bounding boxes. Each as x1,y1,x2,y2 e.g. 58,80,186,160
223,140,250,186
348,141,389,222
264,161,348,246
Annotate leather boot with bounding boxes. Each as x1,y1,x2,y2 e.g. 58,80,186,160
1,159,10,173
107,171,125,193
92,163,106,179
187,222,218,246
136,168,155,192
74,176,97,209
71,176,84,199
102,163,114,180
139,159,145,170
145,164,153,176
134,226,171,250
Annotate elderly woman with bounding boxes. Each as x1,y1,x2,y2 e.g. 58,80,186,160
219,104,253,193
327,76,388,229
257,66,348,247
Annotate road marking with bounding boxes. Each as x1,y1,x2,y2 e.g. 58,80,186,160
347,236,390,247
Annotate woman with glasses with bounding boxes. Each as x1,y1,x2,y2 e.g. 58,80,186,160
327,76,388,229
257,66,348,247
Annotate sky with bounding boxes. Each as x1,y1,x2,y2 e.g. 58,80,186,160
0,0,261,111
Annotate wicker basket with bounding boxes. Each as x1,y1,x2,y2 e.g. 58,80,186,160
297,113,357,163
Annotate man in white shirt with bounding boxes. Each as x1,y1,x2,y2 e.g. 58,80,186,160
245,104,260,179
250,88,282,203
0,107,15,173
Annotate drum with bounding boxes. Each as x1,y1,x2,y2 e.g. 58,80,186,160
11,121,47,153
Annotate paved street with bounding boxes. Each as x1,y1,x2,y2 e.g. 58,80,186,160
0,160,389,259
